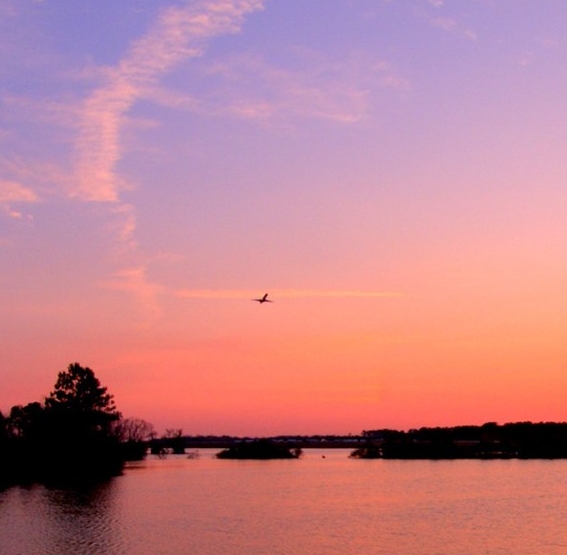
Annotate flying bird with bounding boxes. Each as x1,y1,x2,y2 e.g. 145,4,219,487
252,293,273,304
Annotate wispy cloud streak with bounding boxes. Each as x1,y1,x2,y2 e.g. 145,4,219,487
178,289,400,299
419,1,477,41
72,0,265,202
69,0,265,312
185,49,408,124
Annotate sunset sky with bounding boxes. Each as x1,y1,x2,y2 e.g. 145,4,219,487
2,0,566,436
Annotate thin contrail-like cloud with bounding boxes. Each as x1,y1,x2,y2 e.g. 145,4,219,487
67,1,265,314
72,0,265,203
178,289,400,299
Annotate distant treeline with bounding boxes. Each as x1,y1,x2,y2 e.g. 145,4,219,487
157,422,567,459
352,422,567,459
157,434,365,450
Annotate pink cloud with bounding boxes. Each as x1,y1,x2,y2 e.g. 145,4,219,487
72,0,265,203
0,179,38,203
0,179,38,219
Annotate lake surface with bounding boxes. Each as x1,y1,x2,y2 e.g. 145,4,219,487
2,449,567,554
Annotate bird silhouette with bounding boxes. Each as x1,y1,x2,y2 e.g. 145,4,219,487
252,293,273,304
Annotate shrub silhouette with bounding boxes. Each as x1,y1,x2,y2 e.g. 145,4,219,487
216,439,302,459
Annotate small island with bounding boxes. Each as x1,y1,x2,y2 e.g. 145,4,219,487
216,439,302,460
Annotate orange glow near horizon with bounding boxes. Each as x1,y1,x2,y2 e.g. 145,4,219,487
2,1,567,436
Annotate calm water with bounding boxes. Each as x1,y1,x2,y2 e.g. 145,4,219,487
2,449,567,555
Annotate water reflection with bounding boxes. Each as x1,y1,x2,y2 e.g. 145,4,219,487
0,480,123,555
2,452,567,555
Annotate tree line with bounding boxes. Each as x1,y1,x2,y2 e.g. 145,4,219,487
5,363,567,479
352,422,567,459
0,363,155,484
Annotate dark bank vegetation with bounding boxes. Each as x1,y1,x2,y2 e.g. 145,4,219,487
4,365,567,485
216,439,302,459
113,416,156,461
0,363,154,485
149,428,187,456
351,422,567,459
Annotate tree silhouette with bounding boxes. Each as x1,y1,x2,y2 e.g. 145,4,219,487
113,417,156,460
40,363,122,479
1,363,152,483
113,418,155,443
46,363,118,423
8,402,45,439
0,365,120,481
164,428,185,454
0,411,9,480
